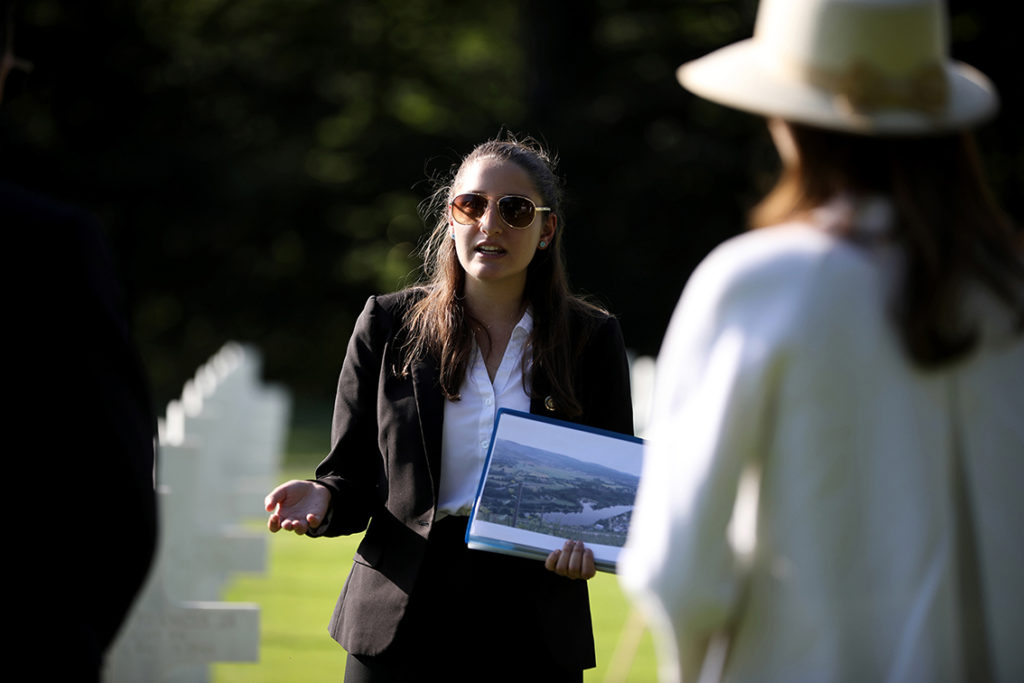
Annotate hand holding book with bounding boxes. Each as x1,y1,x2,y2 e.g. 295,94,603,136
545,539,597,580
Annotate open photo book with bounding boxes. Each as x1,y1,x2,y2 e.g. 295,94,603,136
466,408,645,574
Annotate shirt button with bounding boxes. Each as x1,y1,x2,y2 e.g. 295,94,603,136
484,396,493,406
480,440,489,449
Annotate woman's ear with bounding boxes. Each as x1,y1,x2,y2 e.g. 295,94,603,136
540,214,557,249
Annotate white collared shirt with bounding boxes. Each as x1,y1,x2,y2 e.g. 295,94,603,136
437,309,533,518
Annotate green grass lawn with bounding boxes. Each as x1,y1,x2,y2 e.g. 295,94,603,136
213,459,659,682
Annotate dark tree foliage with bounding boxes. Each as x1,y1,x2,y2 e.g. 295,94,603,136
2,0,1018,417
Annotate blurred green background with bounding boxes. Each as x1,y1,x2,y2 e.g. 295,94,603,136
2,0,1018,418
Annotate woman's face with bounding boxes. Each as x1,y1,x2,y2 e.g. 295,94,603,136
449,158,556,296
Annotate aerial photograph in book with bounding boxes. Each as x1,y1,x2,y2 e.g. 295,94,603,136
476,438,641,548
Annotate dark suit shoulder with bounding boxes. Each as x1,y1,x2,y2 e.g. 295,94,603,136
564,298,624,355
350,288,435,365
567,296,616,320
367,287,429,321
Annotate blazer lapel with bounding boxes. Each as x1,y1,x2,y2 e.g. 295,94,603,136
411,358,444,495
530,371,567,421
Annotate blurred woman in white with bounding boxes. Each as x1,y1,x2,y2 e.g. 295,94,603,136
619,1,1023,681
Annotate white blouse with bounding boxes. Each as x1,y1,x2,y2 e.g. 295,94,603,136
436,309,533,518
619,201,1024,683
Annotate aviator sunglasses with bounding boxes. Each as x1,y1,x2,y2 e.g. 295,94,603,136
450,193,551,230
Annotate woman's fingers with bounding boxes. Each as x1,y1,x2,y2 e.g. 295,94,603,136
545,540,596,580
264,480,298,511
578,545,596,580
560,540,577,576
280,517,308,534
545,549,561,572
565,540,595,580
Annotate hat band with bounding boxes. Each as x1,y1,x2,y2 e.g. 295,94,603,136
805,60,949,116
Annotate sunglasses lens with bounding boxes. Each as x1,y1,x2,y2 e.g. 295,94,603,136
451,194,487,224
498,196,536,228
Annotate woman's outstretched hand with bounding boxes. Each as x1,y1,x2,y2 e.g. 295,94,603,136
265,479,331,535
545,539,596,580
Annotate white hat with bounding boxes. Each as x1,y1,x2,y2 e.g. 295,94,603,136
677,0,999,135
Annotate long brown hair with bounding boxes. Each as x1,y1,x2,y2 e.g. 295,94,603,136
401,134,606,416
751,122,1023,367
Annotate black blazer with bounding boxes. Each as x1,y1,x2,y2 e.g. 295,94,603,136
311,289,634,668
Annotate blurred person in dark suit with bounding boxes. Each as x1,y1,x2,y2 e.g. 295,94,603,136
3,2,158,679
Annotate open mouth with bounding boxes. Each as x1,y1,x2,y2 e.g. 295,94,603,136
476,244,506,255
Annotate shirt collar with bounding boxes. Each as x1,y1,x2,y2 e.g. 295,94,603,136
813,192,895,240
514,306,534,338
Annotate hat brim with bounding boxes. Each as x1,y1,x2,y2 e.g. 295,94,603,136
677,38,999,135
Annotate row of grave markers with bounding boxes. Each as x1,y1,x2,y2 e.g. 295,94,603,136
104,342,291,683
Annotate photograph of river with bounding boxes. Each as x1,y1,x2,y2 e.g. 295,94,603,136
475,437,641,548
